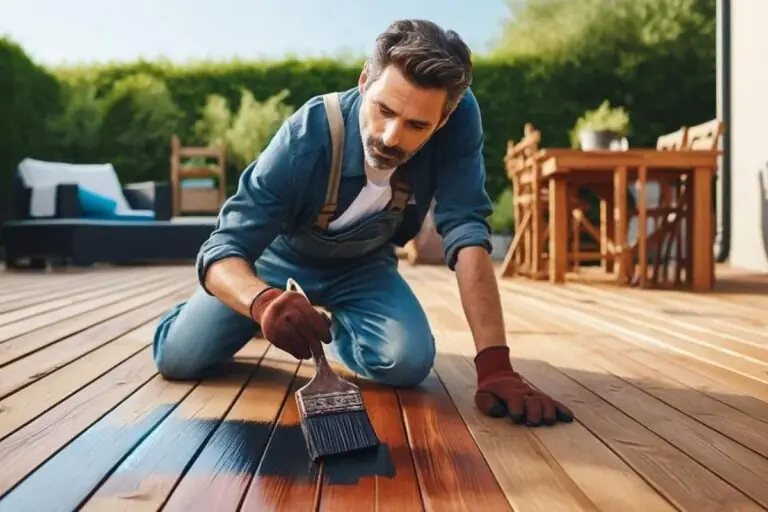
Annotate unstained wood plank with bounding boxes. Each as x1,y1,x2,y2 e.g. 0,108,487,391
0,345,158,496
0,284,192,399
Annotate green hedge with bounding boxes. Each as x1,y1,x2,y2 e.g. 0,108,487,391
1,37,715,218
0,37,62,220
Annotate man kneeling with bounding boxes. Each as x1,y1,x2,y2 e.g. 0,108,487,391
152,19,573,427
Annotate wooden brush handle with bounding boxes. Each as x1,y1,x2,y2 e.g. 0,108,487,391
286,278,334,375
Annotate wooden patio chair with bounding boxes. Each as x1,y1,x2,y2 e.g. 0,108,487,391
498,123,547,278
630,119,723,288
170,135,227,217
499,123,601,279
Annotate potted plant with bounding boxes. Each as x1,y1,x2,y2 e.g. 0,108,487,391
569,100,630,150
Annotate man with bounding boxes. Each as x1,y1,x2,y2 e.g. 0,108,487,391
153,19,573,427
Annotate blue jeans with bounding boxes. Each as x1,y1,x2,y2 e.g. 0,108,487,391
152,248,436,388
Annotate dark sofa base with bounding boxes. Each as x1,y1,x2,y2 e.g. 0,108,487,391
2,217,217,269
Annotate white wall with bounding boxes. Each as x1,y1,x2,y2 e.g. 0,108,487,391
728,0,768,272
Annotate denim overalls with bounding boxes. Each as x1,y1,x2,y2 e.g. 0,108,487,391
153,93,436,388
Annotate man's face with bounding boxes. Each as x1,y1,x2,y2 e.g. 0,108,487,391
358,64,448,171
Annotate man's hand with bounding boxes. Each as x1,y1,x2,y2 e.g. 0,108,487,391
454,247,574,426
250,288,332,360
474,345,573,426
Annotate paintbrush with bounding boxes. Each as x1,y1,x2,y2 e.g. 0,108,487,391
286,278,380,463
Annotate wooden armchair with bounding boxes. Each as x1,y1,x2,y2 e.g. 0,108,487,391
499,123,546,278
499,123,600,279
170,135,227,217
628,119,723,288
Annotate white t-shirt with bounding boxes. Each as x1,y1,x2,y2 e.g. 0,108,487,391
327,165,396,232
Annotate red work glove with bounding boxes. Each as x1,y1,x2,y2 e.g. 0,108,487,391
474,345,574,426
249,287,332,360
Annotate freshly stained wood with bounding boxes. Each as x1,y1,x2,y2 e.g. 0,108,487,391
239,363,323,510
2,263,768,511
161,348,301,511
81,341,269,511
399,371,512,511
355,379,424,512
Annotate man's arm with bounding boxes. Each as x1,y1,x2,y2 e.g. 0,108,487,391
431,90,504,353
454,246,507,353
204,256,272,318
195,119,311,317
432,91,574,425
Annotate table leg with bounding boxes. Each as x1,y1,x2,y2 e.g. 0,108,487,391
613,166,628,283
549,177,567,283
691,168,714,291
637,166,648,287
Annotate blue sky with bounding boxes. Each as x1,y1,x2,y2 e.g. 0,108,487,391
0,0,510,66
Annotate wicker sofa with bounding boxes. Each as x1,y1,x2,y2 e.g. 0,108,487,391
2,158,217,269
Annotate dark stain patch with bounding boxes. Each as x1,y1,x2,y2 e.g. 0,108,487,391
0,410,397,511
181,419,275,477
254,422,320,482
321,442,395,485
0,405,175,512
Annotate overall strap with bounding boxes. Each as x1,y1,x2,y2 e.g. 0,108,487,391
314,93,345,230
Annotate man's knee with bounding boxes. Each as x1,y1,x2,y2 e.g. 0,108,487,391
152,302,207,380
357,315,436,388
151,289,255,381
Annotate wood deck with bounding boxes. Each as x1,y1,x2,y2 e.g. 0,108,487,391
1,263,767,511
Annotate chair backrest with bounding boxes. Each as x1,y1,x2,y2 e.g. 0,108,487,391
685,119,723,150
505,123,541,178
656,127,688,151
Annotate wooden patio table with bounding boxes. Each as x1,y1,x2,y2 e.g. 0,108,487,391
537,148,720,292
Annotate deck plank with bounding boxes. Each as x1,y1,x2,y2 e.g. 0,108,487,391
2,263,768,511
0,375,195,511
0,269,161,322
360,379,425,512
433,345,674,512
239,363,323,510
498,279,768,422
161,348,301,511
80,341,269,511
0,284,192,399
0,346,157,497
399,371,513,512
0,270,185,342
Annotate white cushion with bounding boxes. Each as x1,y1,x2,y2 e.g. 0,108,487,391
17,158,132,217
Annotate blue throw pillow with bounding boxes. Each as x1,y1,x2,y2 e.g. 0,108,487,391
78,186,117,218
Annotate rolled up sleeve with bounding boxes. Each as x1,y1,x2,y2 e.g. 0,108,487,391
432,90,494,270
195,120,307,292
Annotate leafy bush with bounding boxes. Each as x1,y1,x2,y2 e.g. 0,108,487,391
194,88,294,170
98,73,185,184
488,188,516,234
4,0,716,207
46,82,105,161
0,37,62,219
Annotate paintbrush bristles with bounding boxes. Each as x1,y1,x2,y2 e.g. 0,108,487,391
300,410,380,462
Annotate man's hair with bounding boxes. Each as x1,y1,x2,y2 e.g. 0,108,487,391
366,19,473,114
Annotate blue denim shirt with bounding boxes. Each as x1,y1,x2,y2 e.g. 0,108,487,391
196,86,493,287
